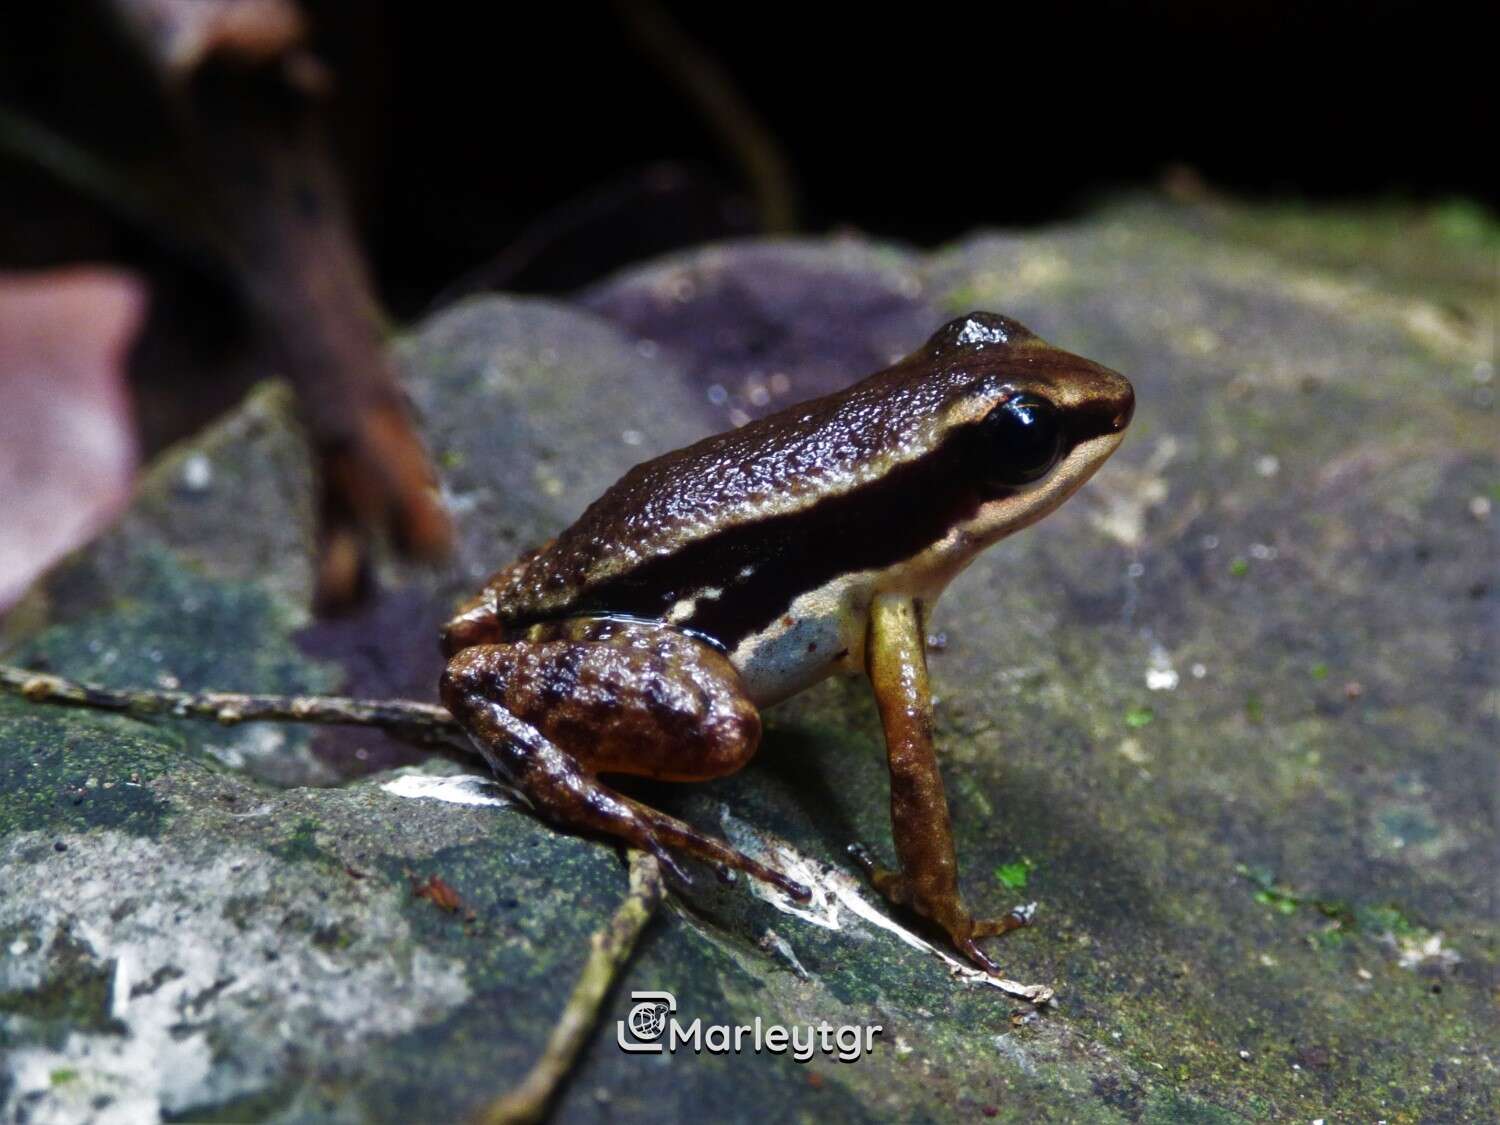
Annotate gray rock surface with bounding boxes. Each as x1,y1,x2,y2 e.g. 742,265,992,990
2,198,1496,1122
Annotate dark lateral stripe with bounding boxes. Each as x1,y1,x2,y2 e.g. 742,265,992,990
564,425,1000,651
1067,396,1129,445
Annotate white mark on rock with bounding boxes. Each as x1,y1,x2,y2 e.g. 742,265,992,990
1,831,472,1123
1145,644,1180,692
181,454,212,491
380,772,512,808
719,806,1054,1004
1088,435,1177,549
757,929,810,980
111,946,134,1019
1396,932,1461,972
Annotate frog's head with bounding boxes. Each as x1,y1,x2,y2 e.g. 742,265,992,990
926,311,1134,553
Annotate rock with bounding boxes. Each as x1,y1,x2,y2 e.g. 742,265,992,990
2,198,1495,1122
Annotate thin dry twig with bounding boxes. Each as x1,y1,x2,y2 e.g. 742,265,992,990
614,0,798,233
474,849,665,1125
0,663,466,749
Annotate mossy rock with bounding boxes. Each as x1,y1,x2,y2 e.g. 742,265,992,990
2,198,1495,1122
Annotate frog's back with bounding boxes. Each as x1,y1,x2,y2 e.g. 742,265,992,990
495,354,975,628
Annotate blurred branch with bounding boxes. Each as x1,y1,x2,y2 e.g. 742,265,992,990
0,104,209,260
4,0,453,613
615,0,798,233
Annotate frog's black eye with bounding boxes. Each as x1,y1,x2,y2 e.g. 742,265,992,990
979,394,1063,487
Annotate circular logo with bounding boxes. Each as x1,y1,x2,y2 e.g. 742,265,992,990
628,1002,668,1040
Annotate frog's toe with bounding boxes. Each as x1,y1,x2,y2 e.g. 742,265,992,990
845,842,911,904
972,902,1037,938
710,852,809,901
640,837,694,888
766,866,812,902
958,937,1002,975
846,841,880,875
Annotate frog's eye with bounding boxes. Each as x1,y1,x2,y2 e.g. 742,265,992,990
979,394,1063,486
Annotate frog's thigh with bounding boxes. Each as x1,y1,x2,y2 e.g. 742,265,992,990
441,631,807,901
443,629,760,781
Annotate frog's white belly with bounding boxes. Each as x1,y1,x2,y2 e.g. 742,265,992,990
729,573,867,707
728,528,978,707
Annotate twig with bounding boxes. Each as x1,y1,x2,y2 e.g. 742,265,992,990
0,664,466,749
0,104,216,263
475,850,665,1125
614,0,798,233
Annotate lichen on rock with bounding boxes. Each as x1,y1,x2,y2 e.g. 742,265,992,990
3,198,1496,1122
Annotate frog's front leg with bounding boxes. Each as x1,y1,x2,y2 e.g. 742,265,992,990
440,622,809,901
855,593,1030,972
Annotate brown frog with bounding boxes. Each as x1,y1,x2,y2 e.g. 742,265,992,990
440,312,1133,971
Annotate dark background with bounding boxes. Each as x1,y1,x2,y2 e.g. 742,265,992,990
2,0,1494,314
333,0,1497,311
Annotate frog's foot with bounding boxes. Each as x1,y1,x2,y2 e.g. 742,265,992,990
847,842,1031,973
604,789,808,901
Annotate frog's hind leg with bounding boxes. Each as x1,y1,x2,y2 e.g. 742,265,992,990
441,625,810,901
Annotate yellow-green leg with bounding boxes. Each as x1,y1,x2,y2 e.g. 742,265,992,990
856,594,1031,972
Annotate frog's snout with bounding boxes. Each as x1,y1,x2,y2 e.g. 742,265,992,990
1110,379,1135,434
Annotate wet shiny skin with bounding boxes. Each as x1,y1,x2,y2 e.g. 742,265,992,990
440,312,1134,972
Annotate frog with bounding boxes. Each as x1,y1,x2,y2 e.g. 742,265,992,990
439,311,1134,972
